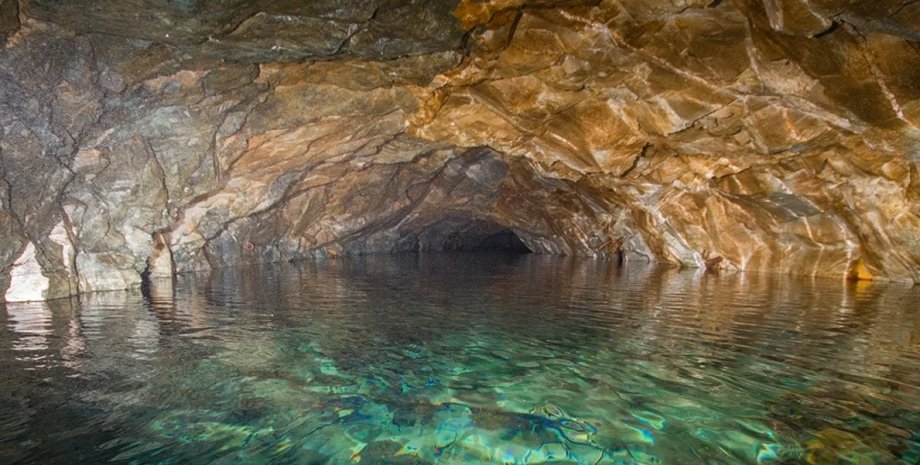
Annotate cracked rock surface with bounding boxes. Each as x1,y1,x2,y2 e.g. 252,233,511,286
1,0,918,301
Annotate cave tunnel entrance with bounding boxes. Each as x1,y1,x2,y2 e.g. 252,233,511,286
398,217,533,255
441,228,532,254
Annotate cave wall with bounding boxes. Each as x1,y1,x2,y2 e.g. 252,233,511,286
0,0,918,301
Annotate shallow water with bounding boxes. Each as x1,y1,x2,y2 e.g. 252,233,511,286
1,255,918,465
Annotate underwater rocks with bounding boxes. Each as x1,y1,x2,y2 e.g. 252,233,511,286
1,0,919,300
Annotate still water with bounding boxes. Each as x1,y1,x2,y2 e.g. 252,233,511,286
1,255,918,465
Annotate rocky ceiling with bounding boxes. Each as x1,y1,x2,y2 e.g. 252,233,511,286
1,0,918,301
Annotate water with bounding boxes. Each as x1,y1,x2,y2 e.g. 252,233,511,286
1,255,918,465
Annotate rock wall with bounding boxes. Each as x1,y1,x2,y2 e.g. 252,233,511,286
1,0,918,301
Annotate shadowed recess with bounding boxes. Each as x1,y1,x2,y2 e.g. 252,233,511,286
395,217,533,254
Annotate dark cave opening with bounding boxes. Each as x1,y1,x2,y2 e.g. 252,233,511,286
439,228,532,254
395,217,533,255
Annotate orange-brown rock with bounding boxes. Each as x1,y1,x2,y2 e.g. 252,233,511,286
1,0,918,301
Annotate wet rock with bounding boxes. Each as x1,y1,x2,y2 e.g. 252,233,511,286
1,0,919,301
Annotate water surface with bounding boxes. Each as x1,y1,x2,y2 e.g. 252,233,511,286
1,255,918,464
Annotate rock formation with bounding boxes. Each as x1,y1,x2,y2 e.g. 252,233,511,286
1,0,918,301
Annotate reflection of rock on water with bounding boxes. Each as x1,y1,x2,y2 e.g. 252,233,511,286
6,303,53,352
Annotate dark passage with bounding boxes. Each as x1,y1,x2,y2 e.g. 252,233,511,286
440,228,531,253
396,217,532,254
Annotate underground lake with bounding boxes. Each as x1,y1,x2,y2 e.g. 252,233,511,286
1,255,918,464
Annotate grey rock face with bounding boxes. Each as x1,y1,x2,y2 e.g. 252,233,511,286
24,0,466,62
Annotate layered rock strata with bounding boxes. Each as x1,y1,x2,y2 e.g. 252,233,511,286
1,0,918,301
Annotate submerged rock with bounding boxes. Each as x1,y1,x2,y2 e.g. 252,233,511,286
1,0,919,301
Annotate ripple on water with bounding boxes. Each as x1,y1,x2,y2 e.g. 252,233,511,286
1,255,918,465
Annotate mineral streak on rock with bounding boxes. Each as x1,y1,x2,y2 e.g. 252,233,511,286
0,0,918,301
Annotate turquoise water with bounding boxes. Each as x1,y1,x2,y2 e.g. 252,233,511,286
1,255,918,465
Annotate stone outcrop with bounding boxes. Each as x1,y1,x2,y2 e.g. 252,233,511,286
1,0,918,301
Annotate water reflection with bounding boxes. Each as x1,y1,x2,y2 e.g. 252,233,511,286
0,255,918,464
7,303,53,354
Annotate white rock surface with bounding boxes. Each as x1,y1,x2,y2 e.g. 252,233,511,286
5,243,50,302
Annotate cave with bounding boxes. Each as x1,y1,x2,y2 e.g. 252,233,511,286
1,1,919,463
